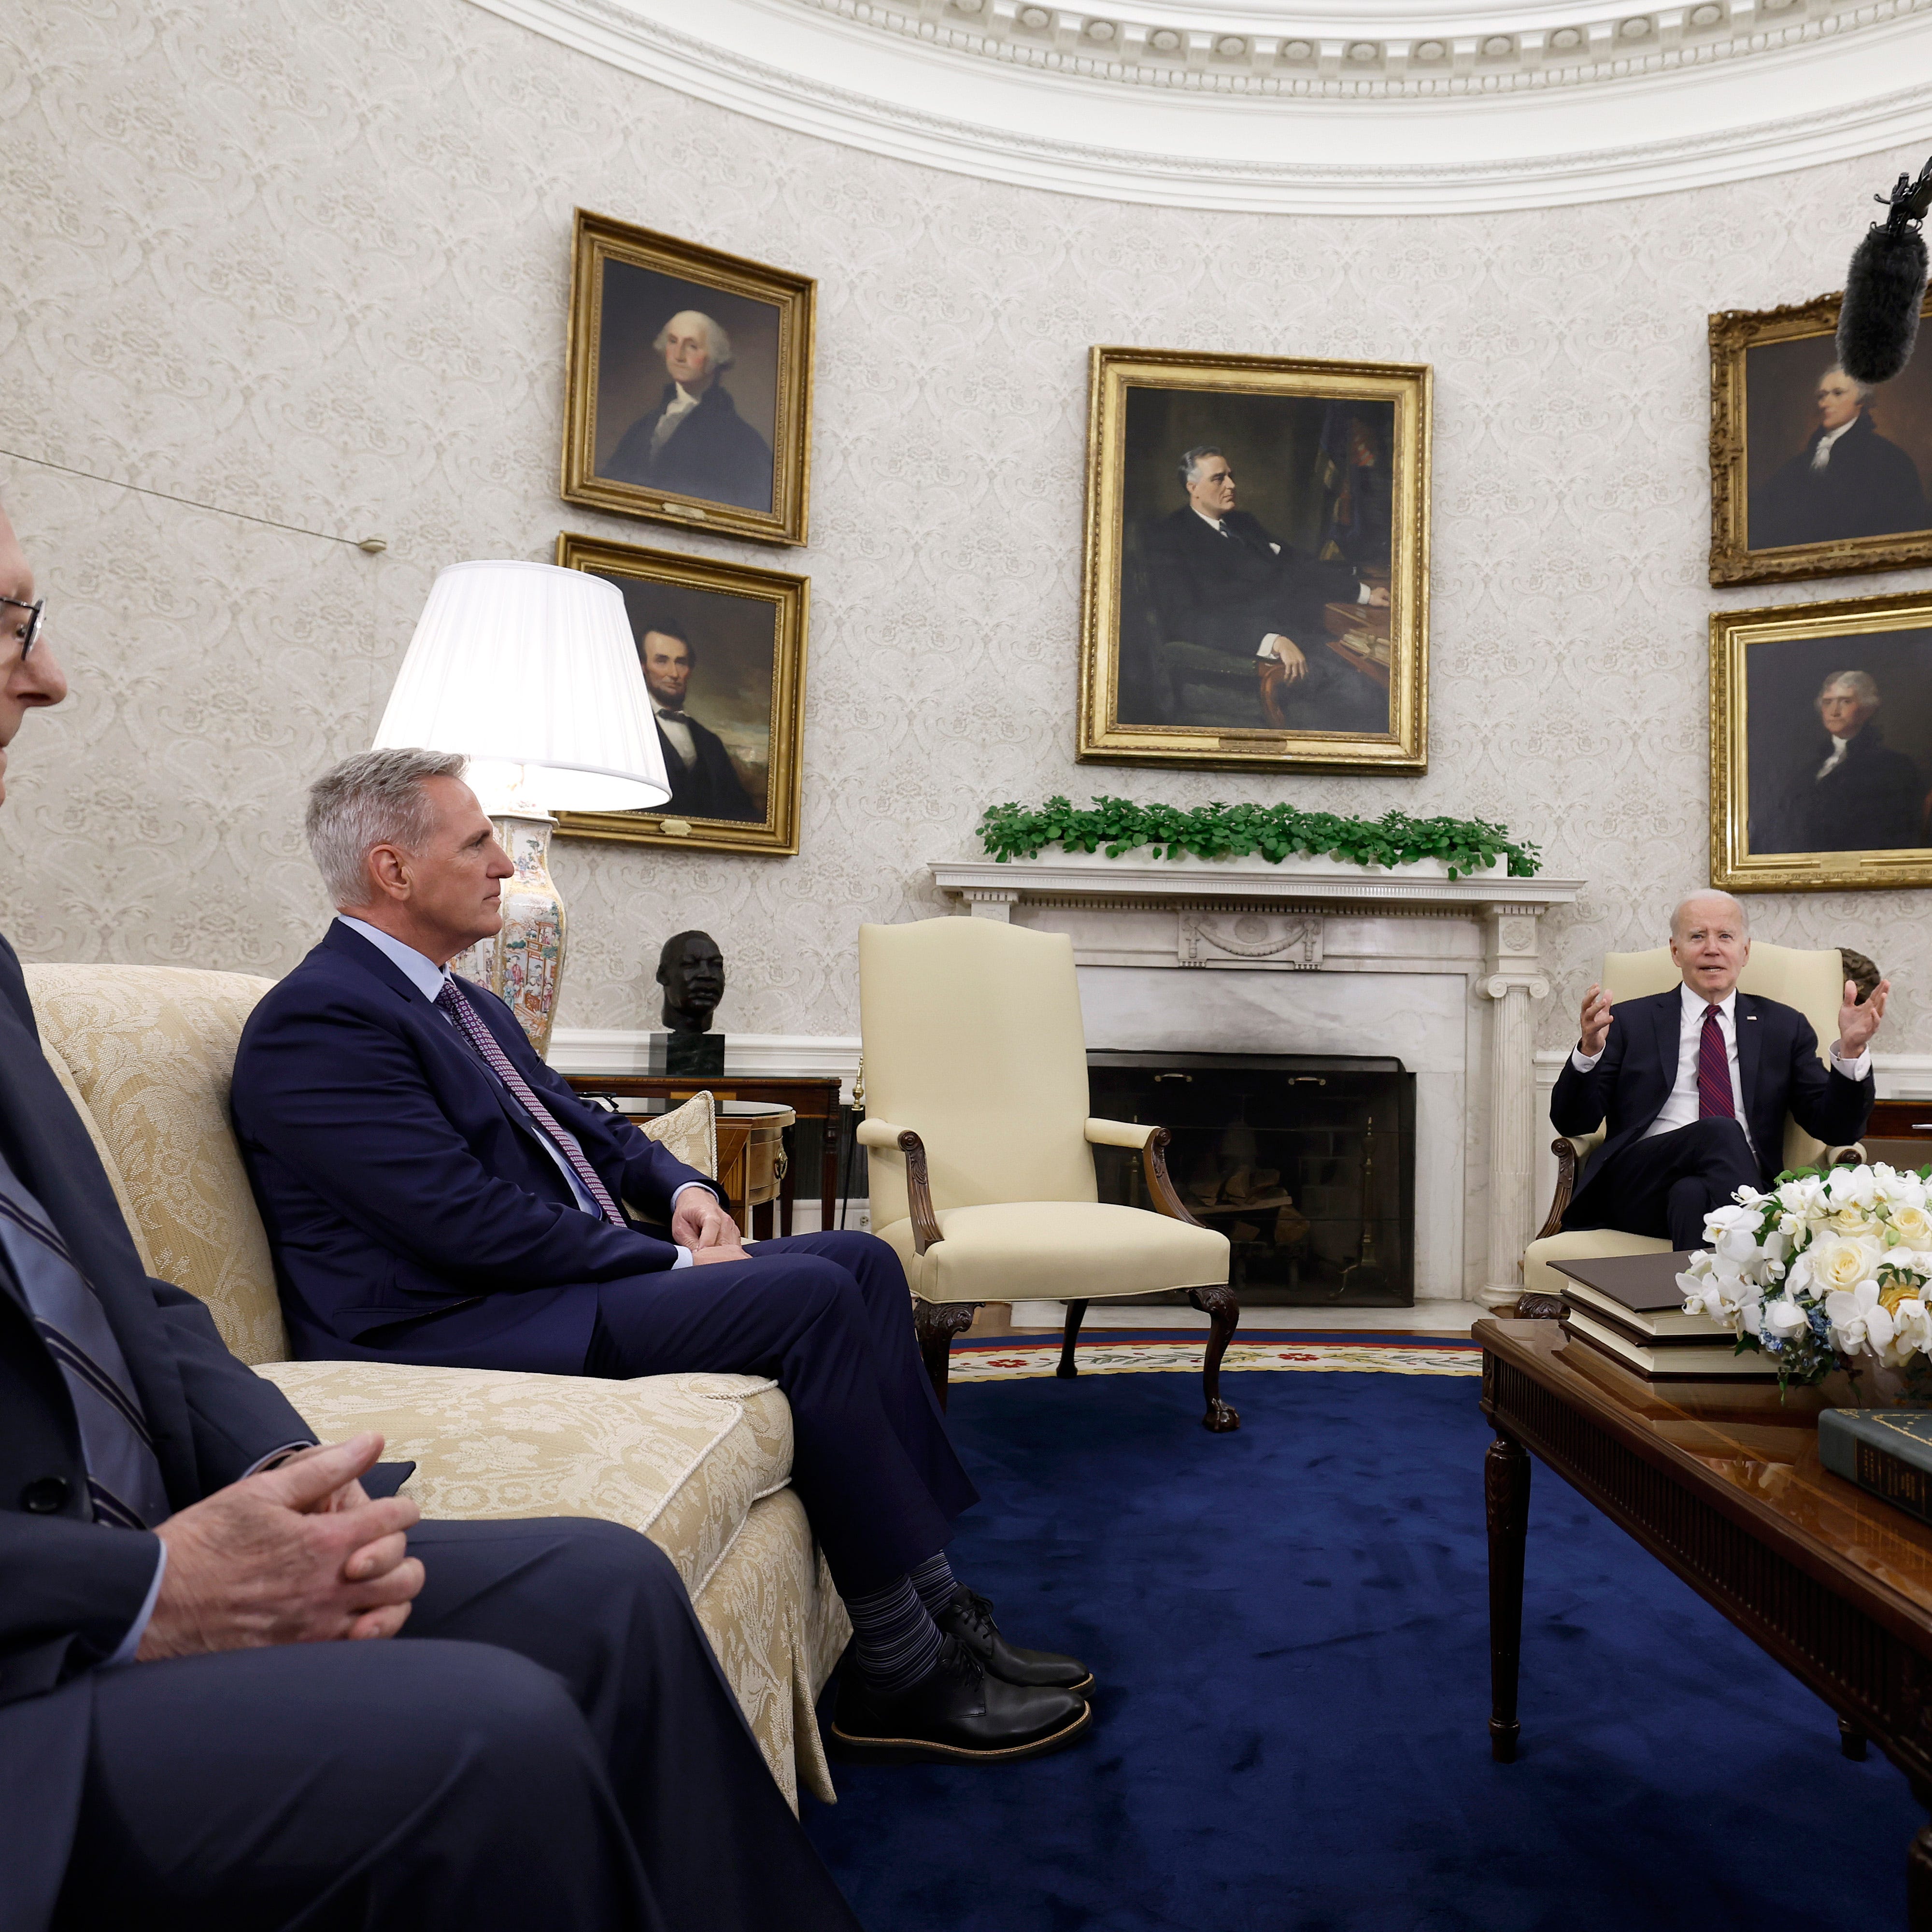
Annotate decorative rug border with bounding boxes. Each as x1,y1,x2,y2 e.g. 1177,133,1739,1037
950,1334,1480,1382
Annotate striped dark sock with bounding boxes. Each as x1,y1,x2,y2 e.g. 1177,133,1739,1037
844,1575,944,1695
908,1550,961,1619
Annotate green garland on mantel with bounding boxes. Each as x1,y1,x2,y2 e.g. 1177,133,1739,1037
977,796,1543,880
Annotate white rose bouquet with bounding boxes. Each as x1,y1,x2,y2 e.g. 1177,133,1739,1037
1676,1163,1932,1391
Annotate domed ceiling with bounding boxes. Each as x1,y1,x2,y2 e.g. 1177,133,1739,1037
478,0,1932,208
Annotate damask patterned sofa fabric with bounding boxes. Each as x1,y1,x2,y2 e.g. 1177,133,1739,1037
19,962,848,1803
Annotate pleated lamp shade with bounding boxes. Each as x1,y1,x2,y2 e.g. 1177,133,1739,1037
374,560,670,813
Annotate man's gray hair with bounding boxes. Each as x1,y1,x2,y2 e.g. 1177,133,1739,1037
1670,890,1750,940
1818,668,1880,708
1824,365,1872,401
306,748,467,907
1178,445,1223,489
653,311,733,371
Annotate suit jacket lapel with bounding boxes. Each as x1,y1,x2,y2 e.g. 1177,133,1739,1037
1735,993,1763,1122
1650,991,1680,1101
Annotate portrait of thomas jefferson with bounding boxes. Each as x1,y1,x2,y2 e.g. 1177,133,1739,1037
1753,667,1925,855
1748,362,1931,553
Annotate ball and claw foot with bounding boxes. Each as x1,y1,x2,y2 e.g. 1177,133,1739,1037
1204,1397,1240,1433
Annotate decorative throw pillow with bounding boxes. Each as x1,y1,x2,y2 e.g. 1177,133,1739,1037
639,1090,717,1179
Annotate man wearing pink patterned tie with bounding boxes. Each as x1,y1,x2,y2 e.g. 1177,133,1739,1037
1551,892,1885,1250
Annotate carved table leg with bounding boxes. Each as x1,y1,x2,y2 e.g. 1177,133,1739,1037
1840,1716,1870,1760
1486,1429,1532,1763
1057,1299,1089,1379
914,1301,978,1410
1188,1283,1242,1433
1910,1819,1932,1930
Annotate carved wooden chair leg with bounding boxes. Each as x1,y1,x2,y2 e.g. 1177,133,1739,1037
1057,1299,1090,1378
1187,1283,1241,1433
1839,1716,1870,1760
913,1300,978,1410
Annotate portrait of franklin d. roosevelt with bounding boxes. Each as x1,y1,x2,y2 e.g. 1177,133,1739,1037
1116,387,1397,737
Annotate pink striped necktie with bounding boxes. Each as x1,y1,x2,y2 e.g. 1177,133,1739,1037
1696,1003,1736,1120
435,978,628,1229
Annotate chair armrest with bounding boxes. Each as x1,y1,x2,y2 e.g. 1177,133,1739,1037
855,1119,943,1255
1534,1136,1588,1242
1133,1125,1205,1230
1827,1142,1866,1169
1085,1117,1156,1150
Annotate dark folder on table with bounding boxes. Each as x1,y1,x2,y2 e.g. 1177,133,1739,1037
1548,1251,1698,1312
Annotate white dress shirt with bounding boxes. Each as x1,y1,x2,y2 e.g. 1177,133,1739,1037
653,702,698,770
1817,733,1855,780
650,383,702,453
1811,417,1857,471
1569,979,1871,1156
337,917,704,1264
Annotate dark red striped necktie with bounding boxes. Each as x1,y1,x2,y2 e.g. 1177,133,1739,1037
1696,1004,1736,1120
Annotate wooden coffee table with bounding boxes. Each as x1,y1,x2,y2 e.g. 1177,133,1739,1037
1478,1316,1932,1922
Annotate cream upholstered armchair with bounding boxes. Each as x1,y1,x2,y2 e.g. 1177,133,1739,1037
22,963,846,1807
856,918,1237,1431
1520,941,1865,1306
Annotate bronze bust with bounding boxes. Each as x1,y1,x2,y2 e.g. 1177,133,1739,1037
656,930,725,1036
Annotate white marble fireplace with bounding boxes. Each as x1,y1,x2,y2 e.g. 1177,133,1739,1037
929,852,1583,1309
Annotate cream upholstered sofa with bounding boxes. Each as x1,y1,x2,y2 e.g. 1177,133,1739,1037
24,963,847,1808
1520,942,1862,1302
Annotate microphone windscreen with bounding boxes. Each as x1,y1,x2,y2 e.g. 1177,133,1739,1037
1838,221,1929,386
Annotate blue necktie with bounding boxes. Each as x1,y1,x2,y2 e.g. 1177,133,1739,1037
0,1145,170,1529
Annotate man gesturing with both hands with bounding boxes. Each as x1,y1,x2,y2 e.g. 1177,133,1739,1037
1552,891,1882,1251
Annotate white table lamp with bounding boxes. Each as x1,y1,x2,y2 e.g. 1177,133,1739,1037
374,559,668,1056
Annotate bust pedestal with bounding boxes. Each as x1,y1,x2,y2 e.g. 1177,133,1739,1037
649,1031,725,1076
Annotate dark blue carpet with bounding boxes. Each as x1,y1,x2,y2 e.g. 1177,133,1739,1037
803,1369,1920,1932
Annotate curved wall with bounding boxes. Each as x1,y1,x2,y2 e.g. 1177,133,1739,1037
1,0,1928,1052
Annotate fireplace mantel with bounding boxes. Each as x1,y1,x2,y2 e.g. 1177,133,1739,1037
929,852,1585,1308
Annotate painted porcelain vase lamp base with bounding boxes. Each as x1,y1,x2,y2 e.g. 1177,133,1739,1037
371,558,671,1059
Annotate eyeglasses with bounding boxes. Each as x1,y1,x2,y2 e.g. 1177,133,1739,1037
0,596,44,660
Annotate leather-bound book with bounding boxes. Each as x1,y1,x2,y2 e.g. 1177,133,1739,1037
1819,1410,1932,1526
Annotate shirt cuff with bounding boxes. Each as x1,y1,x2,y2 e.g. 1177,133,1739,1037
671,1246,695,1270
1357,582,1373,604
1829,1042,1872,1081
242,1441,316,1479
104,1539,167,1667
1570,1046,1604,1072
670,1181,713,1208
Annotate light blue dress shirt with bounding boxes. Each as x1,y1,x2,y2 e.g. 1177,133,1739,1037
336,918,700,1266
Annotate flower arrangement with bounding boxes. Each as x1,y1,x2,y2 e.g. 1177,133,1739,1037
1677,1163,1932,1392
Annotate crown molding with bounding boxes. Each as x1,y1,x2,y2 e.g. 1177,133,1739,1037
470,0,1932,210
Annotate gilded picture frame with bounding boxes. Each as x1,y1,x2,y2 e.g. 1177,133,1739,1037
1710,587,1932,893
554,533,809,858
1077,346,1431,774
560,209,815,549
1709,290,1932,587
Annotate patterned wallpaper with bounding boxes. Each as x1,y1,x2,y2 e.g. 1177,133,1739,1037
3,0,1930,1050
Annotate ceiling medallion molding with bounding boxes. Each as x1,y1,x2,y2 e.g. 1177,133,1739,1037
780,0,1926,100
471,0,1932,211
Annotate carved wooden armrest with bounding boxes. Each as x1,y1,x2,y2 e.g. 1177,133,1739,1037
1534,1136,1583,1242
1085,1117,1156,1150
1135,1125,1205,1229
1828,1142,1866,1169
855,1118,943,1255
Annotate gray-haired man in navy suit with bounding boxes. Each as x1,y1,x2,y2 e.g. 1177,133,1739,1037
1552,891,1884,1250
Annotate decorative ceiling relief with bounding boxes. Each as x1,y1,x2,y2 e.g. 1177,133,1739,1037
473,0,1932,209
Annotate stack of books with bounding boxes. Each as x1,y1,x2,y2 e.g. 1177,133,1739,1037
1550,1252,1779,1382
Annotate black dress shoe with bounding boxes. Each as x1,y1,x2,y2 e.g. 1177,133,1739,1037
829,1637,1092,1764
937,1587,1094,1693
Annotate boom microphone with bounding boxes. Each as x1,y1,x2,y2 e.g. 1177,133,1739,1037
1837,154,1932,387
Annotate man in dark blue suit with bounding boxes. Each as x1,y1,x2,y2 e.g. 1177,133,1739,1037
230,751,1093,1765
1552,892,1884,1249
0,502,863,1932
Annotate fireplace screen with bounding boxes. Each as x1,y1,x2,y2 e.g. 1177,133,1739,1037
1087,1051,1415,1307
